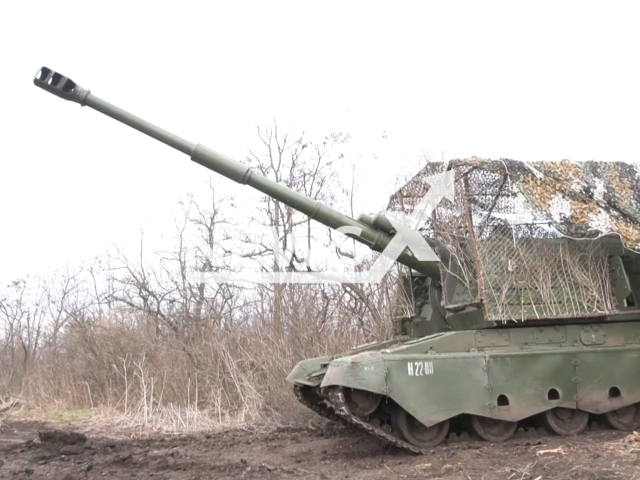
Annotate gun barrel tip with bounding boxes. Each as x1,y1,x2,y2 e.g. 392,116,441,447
34,66,52,83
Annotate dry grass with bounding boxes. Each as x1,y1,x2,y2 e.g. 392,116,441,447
0,282,393,434
600,430,640,457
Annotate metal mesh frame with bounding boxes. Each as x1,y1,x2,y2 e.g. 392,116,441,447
388,158,640,321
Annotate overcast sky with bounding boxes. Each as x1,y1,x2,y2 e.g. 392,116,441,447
2,1,639,284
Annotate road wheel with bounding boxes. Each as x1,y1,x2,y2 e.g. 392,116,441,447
605,404,640,431
394,408,449,448
469,415,518,442
543,408,589,435
344,388,381,417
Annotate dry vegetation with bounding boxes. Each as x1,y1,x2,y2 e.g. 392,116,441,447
0,278,394,431
0,123,406,432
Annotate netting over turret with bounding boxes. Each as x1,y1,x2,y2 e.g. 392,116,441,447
388,158,640,322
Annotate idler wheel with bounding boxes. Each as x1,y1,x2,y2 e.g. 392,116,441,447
470,415,517,442
543,408,589,435
394,408,450,448
344,388,381,417
604,403,640,431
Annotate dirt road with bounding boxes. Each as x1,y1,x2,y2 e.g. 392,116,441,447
1,418,639,480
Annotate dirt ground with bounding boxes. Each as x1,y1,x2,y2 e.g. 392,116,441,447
2,417,640,480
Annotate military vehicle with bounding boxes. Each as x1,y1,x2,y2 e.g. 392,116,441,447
34,67,640,453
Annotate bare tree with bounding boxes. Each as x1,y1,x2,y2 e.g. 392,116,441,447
241,120,350,331
0,120,416,425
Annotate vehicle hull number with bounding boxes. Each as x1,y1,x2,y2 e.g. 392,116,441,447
407,361,434,376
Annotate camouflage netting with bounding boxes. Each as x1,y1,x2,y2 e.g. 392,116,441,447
388,158,640,321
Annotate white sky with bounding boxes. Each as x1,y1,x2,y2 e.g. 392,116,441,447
1,0,639,284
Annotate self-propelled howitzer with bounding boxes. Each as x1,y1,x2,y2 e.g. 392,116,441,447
34,67,640,453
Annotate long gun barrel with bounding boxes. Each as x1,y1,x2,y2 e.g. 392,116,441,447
33,67,441,279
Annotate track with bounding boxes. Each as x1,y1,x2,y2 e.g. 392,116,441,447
293,385,347,425
293,385,621,454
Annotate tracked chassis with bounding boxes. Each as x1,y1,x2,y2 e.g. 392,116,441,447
287,321,640,452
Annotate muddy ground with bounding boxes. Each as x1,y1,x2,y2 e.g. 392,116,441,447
2,418,640,480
